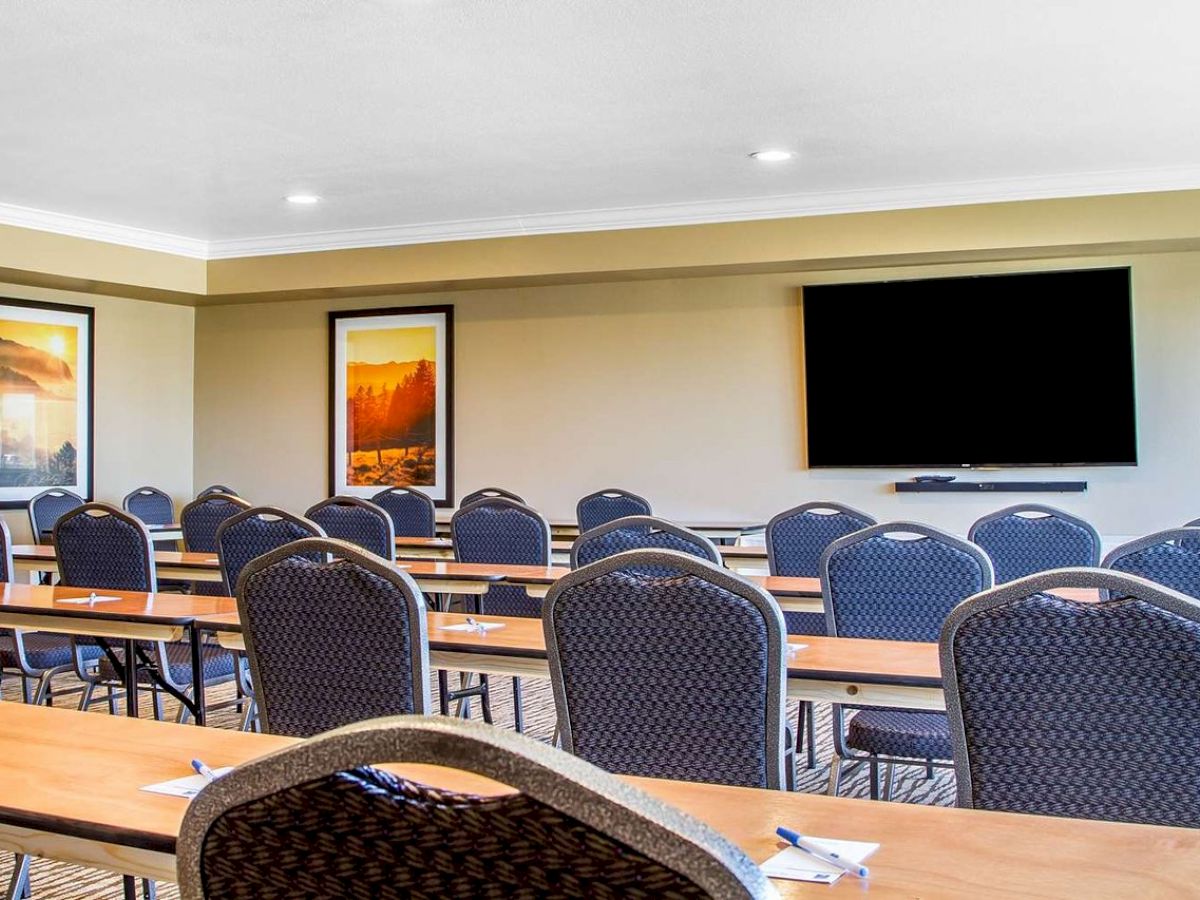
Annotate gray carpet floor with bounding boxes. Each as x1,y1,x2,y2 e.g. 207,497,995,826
0,669,955,898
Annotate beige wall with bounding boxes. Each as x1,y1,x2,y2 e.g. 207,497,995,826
1,282,194,542
193,250,1200,538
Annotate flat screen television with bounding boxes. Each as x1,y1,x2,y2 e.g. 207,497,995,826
801,267,1136,468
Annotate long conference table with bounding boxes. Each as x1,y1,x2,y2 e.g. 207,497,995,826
433,516,766,544
0,703,1196,897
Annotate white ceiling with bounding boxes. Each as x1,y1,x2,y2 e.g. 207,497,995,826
3,0,1200,258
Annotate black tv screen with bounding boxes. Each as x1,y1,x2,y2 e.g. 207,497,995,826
802,267,1136,468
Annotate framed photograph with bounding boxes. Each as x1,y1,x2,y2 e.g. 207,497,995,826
329,305,454,506
0,297,94,508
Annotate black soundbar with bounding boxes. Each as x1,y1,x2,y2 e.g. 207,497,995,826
894,481,1087,493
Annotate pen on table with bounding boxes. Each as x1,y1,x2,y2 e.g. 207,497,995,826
775,826,869,879
191,759,217,783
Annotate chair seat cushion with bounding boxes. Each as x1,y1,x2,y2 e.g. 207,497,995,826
97,641,235,686
846,709,952,760
0,633,101,672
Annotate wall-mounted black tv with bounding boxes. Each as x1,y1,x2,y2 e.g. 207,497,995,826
802,267,1136,468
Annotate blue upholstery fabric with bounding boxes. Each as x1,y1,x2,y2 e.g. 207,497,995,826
846,710,951,759
971,513,1099,584
98,640,235,686
782,611,826,635
371,488,435,538
125,489,173,525
948,591,1200,826
0,632,102,670
1107,543,1200,599
182,496,246,553
218,515,323,594
453,503,547,618
550,570,775,788
240,556,424,737
1180,520,1200,552
307,504,393,559
577,492,651,532
29,490,84,543
769,509,874,579
825,535,988,641
574,526,716,576
56,512,154,592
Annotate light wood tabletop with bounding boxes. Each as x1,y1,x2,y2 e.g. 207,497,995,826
0,703,1196,896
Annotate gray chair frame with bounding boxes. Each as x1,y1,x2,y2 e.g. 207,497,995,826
967,503,1101,576
197,484,238,498
236,538,432,735
177,715,774,900
460,486,525,507
179,493,253,552
569,515,720,569
370,486,436,537
575,488,652,531
1101,527,1200,578
765,500,877,576
28,487,85,545
545,549,789,791
304,496,396,562
819,521,994,798
941,567,1200,816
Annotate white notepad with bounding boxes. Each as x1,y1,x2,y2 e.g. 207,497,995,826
760,838,878,884
141,767,234,799
437,622,506,633
787,643,807,655
55,595,122,605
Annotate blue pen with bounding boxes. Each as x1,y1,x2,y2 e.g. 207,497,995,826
776,827,869,879
191,759,217,783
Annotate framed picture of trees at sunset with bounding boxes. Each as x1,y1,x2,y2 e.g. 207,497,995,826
329,306,453,506
0,297,94,508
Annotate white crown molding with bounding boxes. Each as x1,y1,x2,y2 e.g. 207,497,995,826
6,164,1200,263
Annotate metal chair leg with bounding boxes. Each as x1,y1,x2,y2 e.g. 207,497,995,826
925,759,934,779
869,756,881,800
882,762,897,801
19,678,32,705
240,699,257,732
826,756,843,796
77,680,96,711
437,670,451,716
5,853,31,900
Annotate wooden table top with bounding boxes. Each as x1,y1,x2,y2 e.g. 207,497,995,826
0,703,1196,897
0,583,236,626
496,564,819,597
394,536,454,549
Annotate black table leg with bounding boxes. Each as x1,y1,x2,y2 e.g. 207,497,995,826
189,623,206,727
123,638,139,717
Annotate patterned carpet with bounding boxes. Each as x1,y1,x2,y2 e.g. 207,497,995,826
0,670,954,898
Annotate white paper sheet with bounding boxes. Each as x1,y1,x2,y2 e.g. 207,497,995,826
55,595,122,605
437,622,506,633
141,767,234,799
760,838,878,884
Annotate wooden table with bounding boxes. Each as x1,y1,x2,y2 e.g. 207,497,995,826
399,537,771,571
0,703,1196,896
433,515,766,543
202,610,944,711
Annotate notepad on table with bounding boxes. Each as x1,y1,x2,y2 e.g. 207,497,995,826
55,595,122,605
437,622,506,633
787,643,807,654
760,838,878,884
141,767,233,799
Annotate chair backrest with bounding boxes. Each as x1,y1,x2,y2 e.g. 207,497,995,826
197,484,238,498
370,487,436,538
122,486,174,525
571,516,719,576
546,549,788,790
180,493,252,553
1181,518,1200,551
177,716,773,900
53,503,156,592
28,488,85,545
237,538,430,737
0,519,13,582
1101,528,1200,599
216,507,326,594
766,501,876,578
460,486,524,507
305,497,395,561
968,504,1100,584
942,568,1200,827
821,521,994,641
452,498,550,617
576,488,652,533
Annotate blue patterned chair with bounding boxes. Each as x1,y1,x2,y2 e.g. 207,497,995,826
572,516,718,574
1178,519,1200,553
450,498,550,730
576,488,652,533
765,501,876,770
821,521,993,799
237,538,430,737
180,493,252,596
0,519,97,707
54,504,237,721
968,504,1100,584
305,497,395,561
942,568,1200,826
197,484,238,498
1101,529,1200,599
123,485,189,592
546,549,790,789
460,486,525,507
28,488,85,545
176,716,774,900
371,486,436,538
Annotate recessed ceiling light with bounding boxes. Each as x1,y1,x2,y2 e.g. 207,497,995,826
285,193,321,205
749,150,794,162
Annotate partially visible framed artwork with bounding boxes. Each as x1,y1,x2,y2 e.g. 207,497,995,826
0,297,94,508
329,305,454,506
